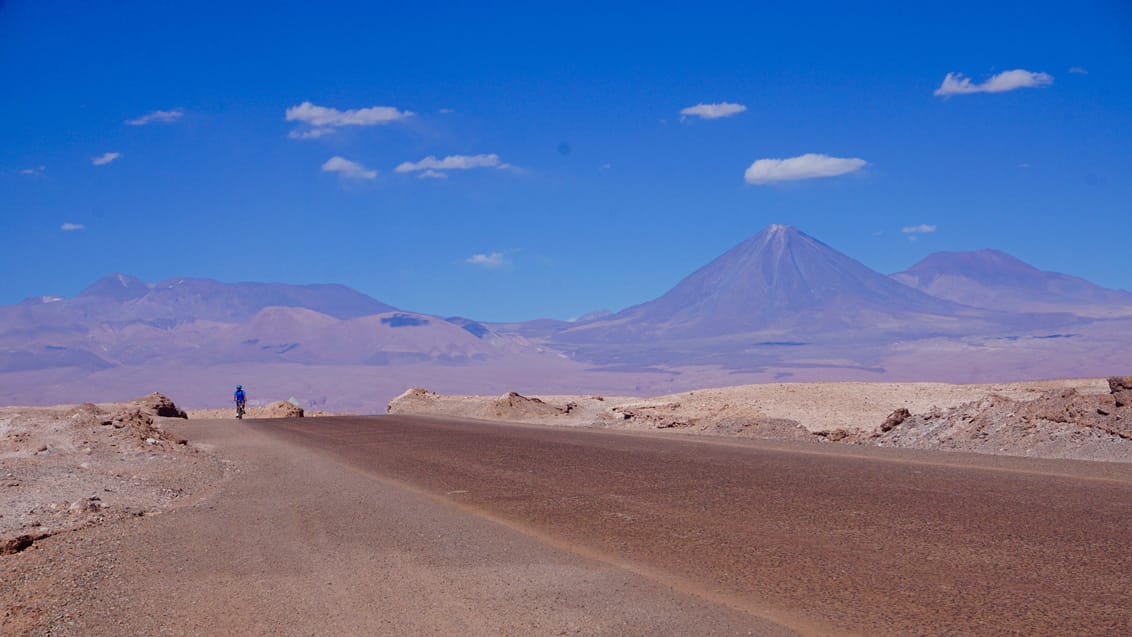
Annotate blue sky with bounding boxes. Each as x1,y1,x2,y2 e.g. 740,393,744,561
3,0,1130,321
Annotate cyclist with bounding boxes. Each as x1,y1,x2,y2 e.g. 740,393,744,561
234,384,247,419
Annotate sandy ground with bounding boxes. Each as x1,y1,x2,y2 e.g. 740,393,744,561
3,417,796,637
4,377,1128,561
389,379,1108,432
186,400,309,420
388,377,1132,462
6,375,1121,561
8,415,1130,636
0,394,228,556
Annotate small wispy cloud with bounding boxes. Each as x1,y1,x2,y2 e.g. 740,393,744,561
321,156,377,180
438,108,455,114
902,224,937,234
395,153,513,175
934,69,1053,96
744,153,867,185
125,109,183,126
61,222,85,231
288,127,335,140
680,102,747,120
466,252,506,268
20,165,46,176
286,101,413,138
1068,66,1089,75
418,169,448,179
902,224,936,241
92,152,121,166
1019,163,1032,169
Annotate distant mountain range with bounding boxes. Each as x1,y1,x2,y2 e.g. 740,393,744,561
556,224,987,343
543,225,1126,369
2,225,1129,410
892,249,1132,318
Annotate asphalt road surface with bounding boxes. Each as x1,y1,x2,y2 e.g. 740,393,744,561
38,415,1132,635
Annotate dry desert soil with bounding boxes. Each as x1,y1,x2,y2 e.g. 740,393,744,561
389,376,1132,463
3,377,1131,636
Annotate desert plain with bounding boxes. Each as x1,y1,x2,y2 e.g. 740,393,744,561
3,375,1131,636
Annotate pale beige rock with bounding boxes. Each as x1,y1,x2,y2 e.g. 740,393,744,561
387,378,1111,434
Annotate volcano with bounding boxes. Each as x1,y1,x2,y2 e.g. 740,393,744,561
556,224,984,343
892,250,1132,318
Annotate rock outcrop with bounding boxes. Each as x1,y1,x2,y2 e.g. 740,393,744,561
261,401,304,418
386,387,440,414
864,380,1132,461
128,392,188,419
1109,375,1132,408
486,392,564,419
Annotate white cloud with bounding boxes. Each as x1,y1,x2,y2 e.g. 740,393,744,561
934,69,1053,96
466,252,505,268
286,101,415,139
418,169,448,179
902,224,937,234
395,153,512,174
744,153,867,185
286,101,413,127
680,102,748,120
20,165,45,176
1019,163,1032,169
1069,66,1089,75
438,108,455,114
321,156,377,180
92,152,121,166
126,109,183,125
288,127,335,140
61,222,85,231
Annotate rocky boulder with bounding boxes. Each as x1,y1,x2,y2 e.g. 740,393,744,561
386,387,440,414
66,402,110,428
1108,376,1132,408
261,400,304,418
879,408,911,433
128,392,188,419
487,392,564,419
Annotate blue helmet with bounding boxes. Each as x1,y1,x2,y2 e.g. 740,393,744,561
236,385,243,390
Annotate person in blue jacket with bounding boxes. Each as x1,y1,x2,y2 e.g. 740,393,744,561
234,384,247,419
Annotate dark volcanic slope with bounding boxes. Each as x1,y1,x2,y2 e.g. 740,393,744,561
893,249,1132,317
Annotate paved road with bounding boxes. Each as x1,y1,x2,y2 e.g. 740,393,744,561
254,415,1132,636
19,414,1132,636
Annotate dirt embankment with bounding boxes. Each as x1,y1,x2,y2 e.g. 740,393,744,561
388,377,1132,462
186,400,306,420
862,376,1132,462
0,393,226,557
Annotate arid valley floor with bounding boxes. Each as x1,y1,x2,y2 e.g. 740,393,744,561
3,377,1131,635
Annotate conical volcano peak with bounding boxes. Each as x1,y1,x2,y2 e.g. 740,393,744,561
736,224,828,267
756,223,798,247
78,273,151,301
756,223,801,240
561,224,962,340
